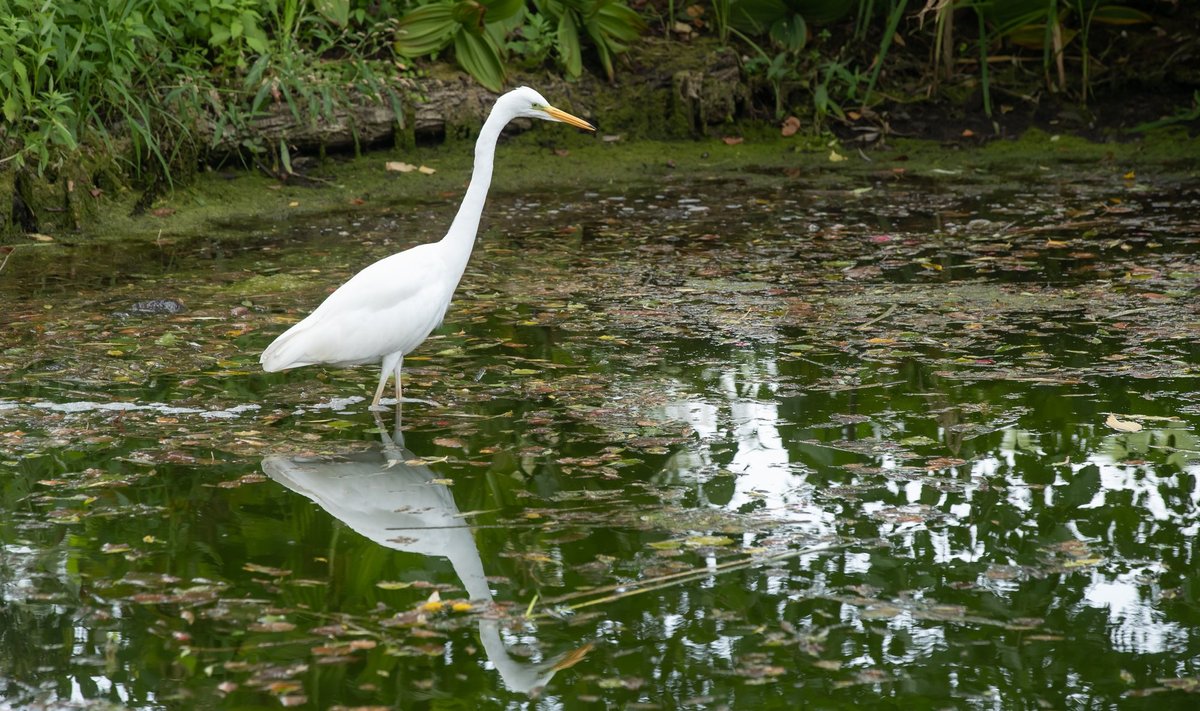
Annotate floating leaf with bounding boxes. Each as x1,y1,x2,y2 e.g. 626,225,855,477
1105,414,1143,433
684,535,734,547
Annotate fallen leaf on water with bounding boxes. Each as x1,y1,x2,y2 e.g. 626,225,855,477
244,562,292,577
829,150,847,163
1105,414,1143,433
552,643,595,671
386,161,416,172
685,535,734,547
420,591,444,613
248,620,297,633
418,165,436,175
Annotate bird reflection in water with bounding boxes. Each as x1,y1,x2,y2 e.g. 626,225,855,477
262,411,588,695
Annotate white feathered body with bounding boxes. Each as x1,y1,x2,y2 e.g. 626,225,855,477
260,243,455,371
257,87,592,396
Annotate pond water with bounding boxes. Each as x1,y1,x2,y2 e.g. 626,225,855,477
2,146,1200,709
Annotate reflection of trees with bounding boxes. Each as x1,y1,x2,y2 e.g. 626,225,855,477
639,340,1200,701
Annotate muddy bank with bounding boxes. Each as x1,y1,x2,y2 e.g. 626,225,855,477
3,33,1199,242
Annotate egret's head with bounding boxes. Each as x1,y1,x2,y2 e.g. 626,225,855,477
502,86,595,131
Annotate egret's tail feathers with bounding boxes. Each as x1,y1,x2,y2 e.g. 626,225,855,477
260,327,313,372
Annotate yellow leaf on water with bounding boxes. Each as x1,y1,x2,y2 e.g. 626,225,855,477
685,535,735,547
1105,414,1143,433
552,642,595,671
418,165,436,175
829,150,847,163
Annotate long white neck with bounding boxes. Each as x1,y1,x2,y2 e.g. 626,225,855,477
440,108,508,277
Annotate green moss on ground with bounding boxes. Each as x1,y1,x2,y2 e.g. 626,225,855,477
16,125,1198,249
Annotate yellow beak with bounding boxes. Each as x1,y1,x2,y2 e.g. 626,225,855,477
545,106,596,131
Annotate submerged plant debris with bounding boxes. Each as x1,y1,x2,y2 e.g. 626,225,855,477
1,140,1200,708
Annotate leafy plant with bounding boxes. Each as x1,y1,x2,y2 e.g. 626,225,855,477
186,0,271,67
393,0,524,91
728,0,856,52
533,0,645,80
503,9,558,68
0,0,202,177
963,0,1155,110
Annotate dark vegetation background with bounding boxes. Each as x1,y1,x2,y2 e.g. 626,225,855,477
0,0,1197,237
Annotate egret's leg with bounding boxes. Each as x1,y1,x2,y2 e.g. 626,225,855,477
371,352,402,410
393,355,404,405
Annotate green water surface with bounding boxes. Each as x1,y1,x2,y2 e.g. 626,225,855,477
2,142,1200,709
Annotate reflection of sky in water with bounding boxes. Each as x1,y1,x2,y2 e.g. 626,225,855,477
656,355,1200,657
659,363,836,538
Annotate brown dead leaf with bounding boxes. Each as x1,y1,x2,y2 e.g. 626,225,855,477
722,136,744,145
552,643,595,671
781,116,801,137
1105,414,1143,433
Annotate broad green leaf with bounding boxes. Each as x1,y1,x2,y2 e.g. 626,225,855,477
481,0,524,23
769,14,807,52
1090,5,1153,25
394,3,458,56
557,12,583,78
595,1,645,43
729,0,789,33
453,29,505,91
313,0,351,26
2,94,19,122
452,0,487,31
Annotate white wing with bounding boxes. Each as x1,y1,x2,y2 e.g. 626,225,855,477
260,243,455,370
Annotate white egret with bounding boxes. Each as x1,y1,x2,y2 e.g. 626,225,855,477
260,87,595,408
